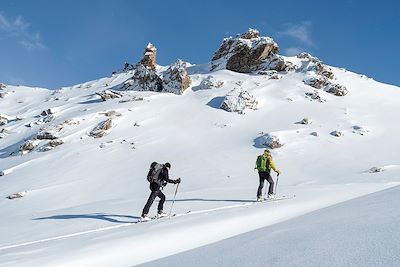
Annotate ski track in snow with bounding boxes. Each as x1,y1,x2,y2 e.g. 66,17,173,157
0,195,297,252
0,200,261,251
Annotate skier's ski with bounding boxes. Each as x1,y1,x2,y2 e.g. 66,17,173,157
258,194,296,203
138,211,191,223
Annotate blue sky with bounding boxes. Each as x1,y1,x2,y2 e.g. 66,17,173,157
0,0,399,88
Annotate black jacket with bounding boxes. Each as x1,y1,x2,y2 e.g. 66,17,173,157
150,166,178,189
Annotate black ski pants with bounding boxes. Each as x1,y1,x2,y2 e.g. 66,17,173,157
257,171,274,197
142,182,165,216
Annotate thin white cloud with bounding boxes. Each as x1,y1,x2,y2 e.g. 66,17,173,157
279,22,316,47
0,12,45,49
285,47,303,56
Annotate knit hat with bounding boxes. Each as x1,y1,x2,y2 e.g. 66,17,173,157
164,162,171,169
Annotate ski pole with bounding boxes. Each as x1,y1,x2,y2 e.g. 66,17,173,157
275,174,280,196
169,180,180,216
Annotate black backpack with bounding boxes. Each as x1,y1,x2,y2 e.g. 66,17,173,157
147,162,164,184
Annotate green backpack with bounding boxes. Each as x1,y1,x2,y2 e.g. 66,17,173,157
256,155,269,172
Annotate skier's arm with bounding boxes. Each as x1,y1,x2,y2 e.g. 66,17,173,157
163,169,180,184
269,157,281,175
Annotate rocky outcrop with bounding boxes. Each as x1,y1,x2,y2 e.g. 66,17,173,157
121,46,191,94
20,140,39,154
325,83,348,96
198,76,224,90
260,133,283,149
90,118,113,138
123,63,163,92
36,131,58,140
0,84,7,98
303,76,330,89
96,90,122,101
7,191,27,200
26,110,56,126
220,88,258,114
40,109,54,116
298,52,348,96
369,166,384,173
330,130,344,137
162,59,192,94
259,54,293,72
104,110,122,117
257,70,281,79
352,125,369,135
140,43,157,70
298,118,312,125
211,28,281,73
0,114,9,126
297,53,334,79
305,91,326,102
40,139,64,152
48,139,64,147
123,62,135,72
120,43,162,92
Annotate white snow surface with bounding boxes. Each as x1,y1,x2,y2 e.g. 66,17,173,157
0,62,400,266
143,186,400,267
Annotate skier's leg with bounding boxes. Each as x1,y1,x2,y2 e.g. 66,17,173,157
257,172,266,198
157,190,166,212
266,173,275,195
142,190,157,216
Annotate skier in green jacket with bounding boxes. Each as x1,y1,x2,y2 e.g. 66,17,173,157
255,149,281,201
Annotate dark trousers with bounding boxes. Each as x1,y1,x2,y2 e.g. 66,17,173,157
257,172,274,197
142,183,165,216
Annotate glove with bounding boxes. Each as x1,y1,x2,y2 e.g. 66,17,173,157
276,170,281,176
176,178,181,184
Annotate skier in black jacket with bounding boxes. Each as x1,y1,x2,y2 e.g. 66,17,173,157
141,162,180,221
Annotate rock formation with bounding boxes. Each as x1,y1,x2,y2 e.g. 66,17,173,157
96,90,123,101
211,28,281,73
260,134,283,149
140,43,157,70
162,59,192,94
198,76,224,90
90,118,113,138
298,52,348,96
220,88,258,114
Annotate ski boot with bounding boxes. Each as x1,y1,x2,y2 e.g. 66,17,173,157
140,214,151,222
157,211,168,218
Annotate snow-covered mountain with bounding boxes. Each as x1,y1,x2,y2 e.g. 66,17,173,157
1,29,399,266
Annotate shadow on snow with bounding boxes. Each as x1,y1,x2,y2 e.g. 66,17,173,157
167,198,255,203
34,213,140,223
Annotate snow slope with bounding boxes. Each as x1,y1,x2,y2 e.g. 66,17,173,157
143,186,400,267
0,59,400,266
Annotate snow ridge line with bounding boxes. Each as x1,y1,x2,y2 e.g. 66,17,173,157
0,197,294,251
